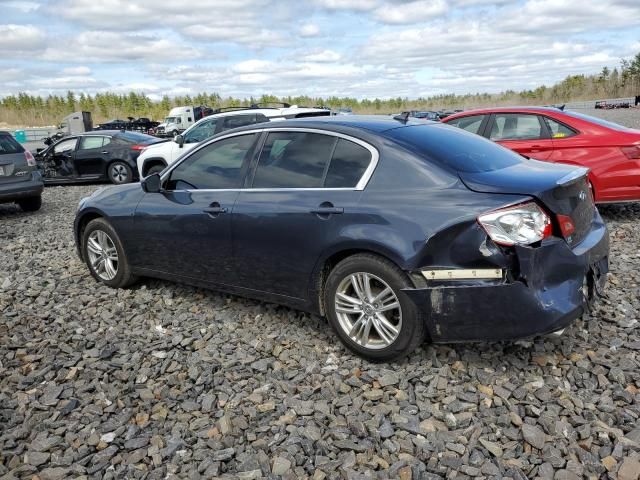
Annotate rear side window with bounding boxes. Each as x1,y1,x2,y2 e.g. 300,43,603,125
252,132,337,188
489,114,544,140
79,136,106,150
167,133,257,190
544,117,577,139
223,115,258,130
389,125,524,173
0,135,24,154
447,115,485,135
325,139,371,188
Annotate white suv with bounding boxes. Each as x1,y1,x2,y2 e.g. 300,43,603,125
136,104,332,178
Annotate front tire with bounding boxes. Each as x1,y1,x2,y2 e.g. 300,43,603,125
17,196,42,212
146,164,165,176
82,218,137,288
108,161,133,184
324,254,426,361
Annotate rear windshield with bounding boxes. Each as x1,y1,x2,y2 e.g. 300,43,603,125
563,111,635,132
387,124,524,173
119,131,158,144
0,134,24,154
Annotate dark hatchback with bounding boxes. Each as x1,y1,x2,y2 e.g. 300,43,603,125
74,116,609,360
0,131,43,211
37,131,161,185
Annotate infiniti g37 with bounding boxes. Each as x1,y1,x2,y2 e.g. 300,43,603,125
74,116,609,360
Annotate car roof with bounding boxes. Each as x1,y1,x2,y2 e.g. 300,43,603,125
227,114,437,134
446,106,563,118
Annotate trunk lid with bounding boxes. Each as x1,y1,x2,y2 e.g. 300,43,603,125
459,159,595,246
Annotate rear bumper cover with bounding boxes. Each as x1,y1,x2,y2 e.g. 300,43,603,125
405,211,609,342
0,172,44,203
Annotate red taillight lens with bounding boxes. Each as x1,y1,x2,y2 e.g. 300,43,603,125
620,145,640,159
131,145,146,151
478,201,552,246
556,214,576,238
24,151,36,166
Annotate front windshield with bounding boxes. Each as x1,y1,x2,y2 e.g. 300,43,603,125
563,110,636,132
165,117,177,123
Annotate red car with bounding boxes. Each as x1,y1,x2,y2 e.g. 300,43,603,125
442,107,640,203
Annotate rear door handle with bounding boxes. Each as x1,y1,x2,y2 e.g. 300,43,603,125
101,151,109,154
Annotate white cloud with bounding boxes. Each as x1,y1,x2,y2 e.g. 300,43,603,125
313,0,380,11
62,66,91,75
42,31,203,62
299,23,321,37
0,24,46,51
303,49,342,62
373,0,448,24
1,1,41,12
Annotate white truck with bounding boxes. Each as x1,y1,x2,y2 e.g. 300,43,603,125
155,105,214,137
137,104,332,177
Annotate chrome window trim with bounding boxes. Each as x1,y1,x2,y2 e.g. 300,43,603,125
160,127,380,192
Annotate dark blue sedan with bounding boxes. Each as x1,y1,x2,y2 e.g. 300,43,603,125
74,116,609,361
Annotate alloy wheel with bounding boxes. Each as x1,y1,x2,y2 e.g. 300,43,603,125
86,230,119,281
334,272,402,350
110,164,129,183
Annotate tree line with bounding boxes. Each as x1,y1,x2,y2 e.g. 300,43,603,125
1,53,639,127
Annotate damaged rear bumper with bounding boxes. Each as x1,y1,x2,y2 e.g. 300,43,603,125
404,211,609,343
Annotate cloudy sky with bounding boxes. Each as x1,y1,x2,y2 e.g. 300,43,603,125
1,0,639,100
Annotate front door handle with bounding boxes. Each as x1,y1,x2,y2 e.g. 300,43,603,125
310,202,344,218
310,207,344,214
101,151,109,154
203,202,227,217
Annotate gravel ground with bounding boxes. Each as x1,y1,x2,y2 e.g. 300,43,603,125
1,110,640,480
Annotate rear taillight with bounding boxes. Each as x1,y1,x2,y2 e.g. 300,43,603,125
131,145,146,151
478,201,552,246
556,214,576,238
620,145,640,159
24,151,36,166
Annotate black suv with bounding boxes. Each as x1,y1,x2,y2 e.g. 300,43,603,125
0,131,44,212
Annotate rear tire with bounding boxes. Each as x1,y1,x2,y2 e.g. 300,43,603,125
17,196,42,212
108,161,133,184
323,253,426,361
82,218,137,288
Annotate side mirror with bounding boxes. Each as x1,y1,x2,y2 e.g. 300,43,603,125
175,134,184,147
142,173,162,193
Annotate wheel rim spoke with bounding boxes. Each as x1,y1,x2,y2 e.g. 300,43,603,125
336,292,362,314
335,271,402,350
87,230,119,281
372,313,397,345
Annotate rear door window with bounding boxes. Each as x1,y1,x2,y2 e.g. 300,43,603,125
252,132,337,188
489,114,545,140
0,135,24,154
78,136,106,150
447,115,486,135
